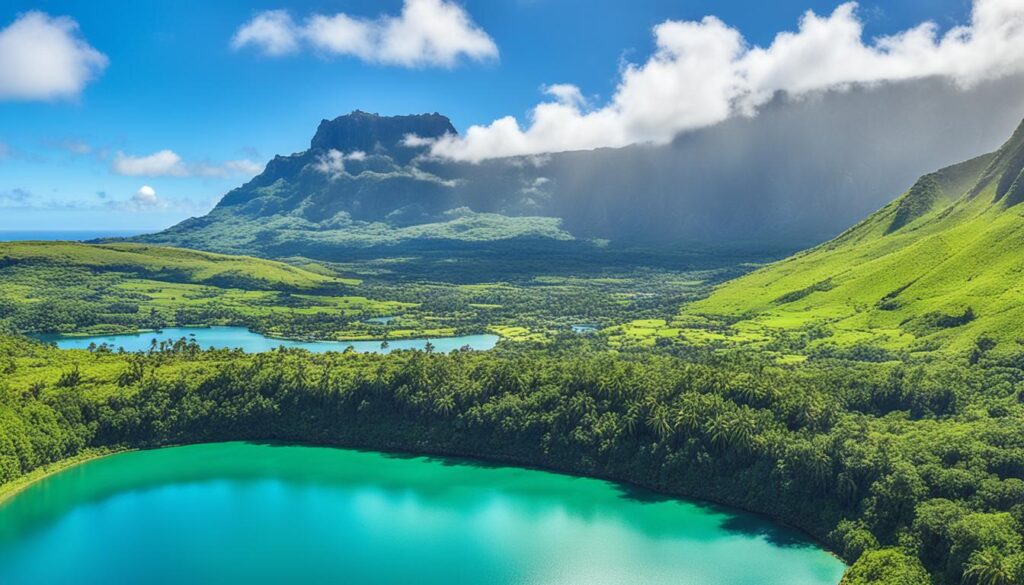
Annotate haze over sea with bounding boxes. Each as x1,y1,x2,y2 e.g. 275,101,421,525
0,231,142,242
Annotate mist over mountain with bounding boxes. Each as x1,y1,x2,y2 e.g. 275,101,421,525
138,75,1024,259
689,113,1024,353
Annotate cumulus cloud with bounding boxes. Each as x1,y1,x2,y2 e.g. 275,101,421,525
0,12,108,101
112,150,263,178
133,185,160,206
230,10,299,56
113,150,186,177
312,149,368,179
233,0,497,67
429,0,1024,161
109,185,197,213
543,84,589,109
402,134,437,148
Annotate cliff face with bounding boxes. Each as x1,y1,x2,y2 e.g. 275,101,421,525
309,111,455,162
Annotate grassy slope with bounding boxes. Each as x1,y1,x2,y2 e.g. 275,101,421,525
683,120,1024,354
0,242,425,339
0,241,349,289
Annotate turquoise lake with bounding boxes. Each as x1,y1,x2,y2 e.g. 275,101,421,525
0,443,846,585
33,326,500,354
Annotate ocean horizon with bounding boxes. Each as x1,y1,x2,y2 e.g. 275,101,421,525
0,230,145,242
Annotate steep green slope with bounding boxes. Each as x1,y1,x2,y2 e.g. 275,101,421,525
685,119,1024,355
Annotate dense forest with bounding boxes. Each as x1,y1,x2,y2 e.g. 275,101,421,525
2,335,1023,584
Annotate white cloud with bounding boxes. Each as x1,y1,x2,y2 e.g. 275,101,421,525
429,0,1024,161
402,134,436,147
543,84,588,109
222,159,265,176
133,185,160,206
113,150,187,177
231,10,299,56
113,185,178,213
113,150,263,179
312,149,368,179
0,12,108,101
234,0,497,67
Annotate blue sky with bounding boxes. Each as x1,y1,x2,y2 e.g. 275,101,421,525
0,0,979,230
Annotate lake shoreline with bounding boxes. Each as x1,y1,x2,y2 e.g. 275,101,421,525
0,439,846,567
32,326,501,354
0,448,127,507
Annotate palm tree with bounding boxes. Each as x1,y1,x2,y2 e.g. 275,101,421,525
646,406,674,442
623,401,642,436
433,393,455,416
728,410,757,454
963,549,1013,585
706,416,732,452
675,401,701,434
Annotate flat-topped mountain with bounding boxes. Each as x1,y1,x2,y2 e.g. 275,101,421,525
309,111,454,160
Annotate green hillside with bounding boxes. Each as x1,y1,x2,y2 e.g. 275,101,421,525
680,119,1024,356
0,242,344,289
0,242,424,339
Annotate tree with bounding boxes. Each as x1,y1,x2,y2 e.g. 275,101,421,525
838,549,929,585
963,548,1014,585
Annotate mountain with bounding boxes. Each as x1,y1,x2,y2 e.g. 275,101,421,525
135,111,574,259
686,118,1024,355
132,79,1024,261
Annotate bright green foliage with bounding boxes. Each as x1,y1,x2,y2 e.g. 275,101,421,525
0,241,344,288
0,239,762,346
3,335,1024,584
7,117,1024,585
0,241,430,340
683,120,1024,355
839,549,930,585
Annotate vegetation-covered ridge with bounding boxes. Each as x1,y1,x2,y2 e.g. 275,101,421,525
0,241,447,341
665,118,1024,357
2,336,1024,584
0,241,341,289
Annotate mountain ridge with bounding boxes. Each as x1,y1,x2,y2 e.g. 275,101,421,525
683,117,1024,355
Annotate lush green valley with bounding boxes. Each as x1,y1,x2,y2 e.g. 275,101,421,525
0,240,767,347
6,113,1024,585
8,121,1024,584
10,1,1024,582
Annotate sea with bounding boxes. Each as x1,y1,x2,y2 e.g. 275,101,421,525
0,230,143,242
